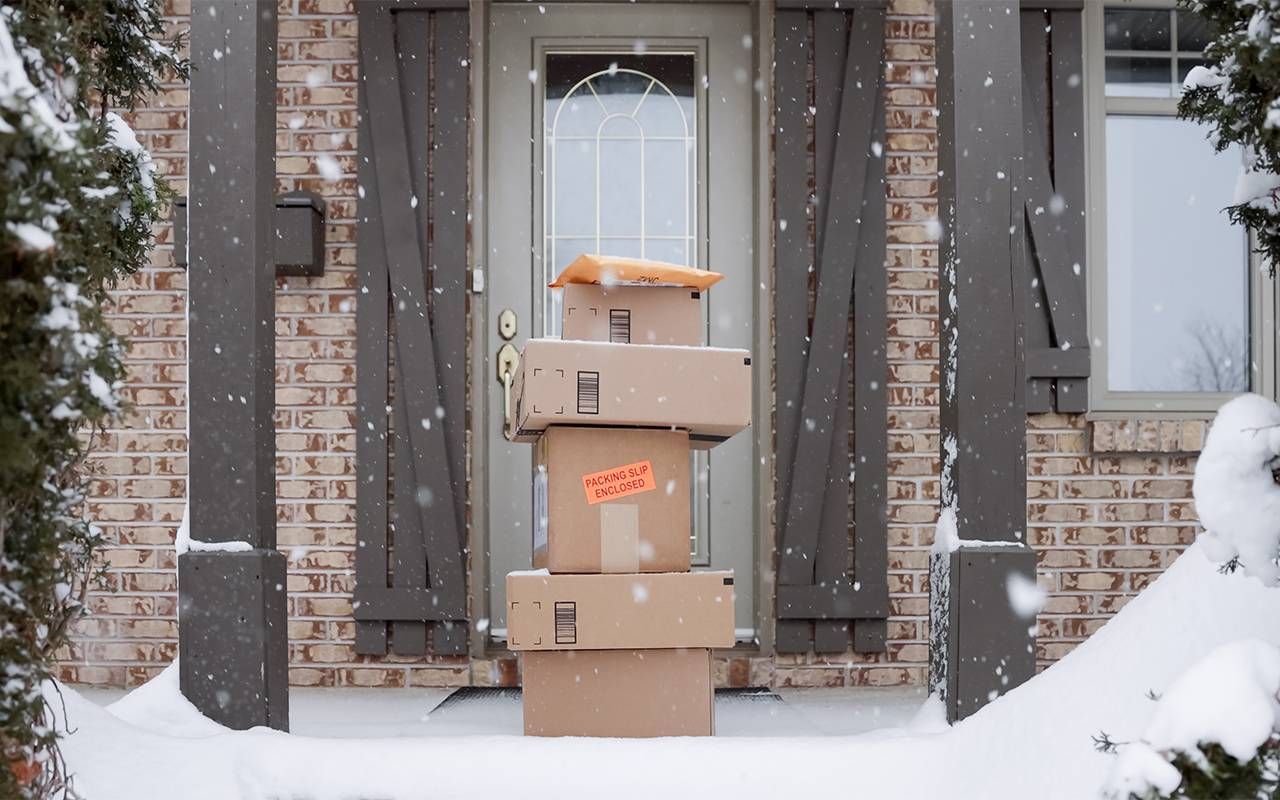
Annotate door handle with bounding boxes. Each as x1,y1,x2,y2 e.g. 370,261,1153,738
497,342,520,436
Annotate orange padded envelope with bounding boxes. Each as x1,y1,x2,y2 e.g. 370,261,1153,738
549,254,724,290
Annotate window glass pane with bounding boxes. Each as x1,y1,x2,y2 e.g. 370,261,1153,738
1176,10,1212,52
1105,116,1248,393
551,139,595,237
1104,9,1171,51
1106,56,1174,98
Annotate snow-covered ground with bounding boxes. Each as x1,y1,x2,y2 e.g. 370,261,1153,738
54,539,1279,800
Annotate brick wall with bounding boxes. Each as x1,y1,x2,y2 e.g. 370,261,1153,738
1029,417,1203,667
59,0,1207,691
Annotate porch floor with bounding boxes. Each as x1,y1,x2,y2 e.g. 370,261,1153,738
78,684,929,738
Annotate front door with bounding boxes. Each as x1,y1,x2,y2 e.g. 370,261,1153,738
483,2,758,639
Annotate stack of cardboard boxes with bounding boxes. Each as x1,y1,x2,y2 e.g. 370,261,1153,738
505,254,753,737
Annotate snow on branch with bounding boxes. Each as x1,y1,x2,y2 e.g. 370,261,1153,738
1103,640,1280,800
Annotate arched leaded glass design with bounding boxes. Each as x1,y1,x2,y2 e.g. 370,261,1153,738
542,52,698,335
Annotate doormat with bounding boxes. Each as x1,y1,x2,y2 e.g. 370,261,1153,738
434,686,521,709
435,686,782,707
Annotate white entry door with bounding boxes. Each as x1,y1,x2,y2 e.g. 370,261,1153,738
483,2,758,638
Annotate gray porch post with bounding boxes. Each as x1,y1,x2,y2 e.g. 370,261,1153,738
179,0,289,730
930,0,1037,722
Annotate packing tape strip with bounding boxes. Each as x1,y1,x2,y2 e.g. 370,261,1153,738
599,503,640,573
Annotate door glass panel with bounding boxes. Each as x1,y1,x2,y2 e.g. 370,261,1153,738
543,51,698,335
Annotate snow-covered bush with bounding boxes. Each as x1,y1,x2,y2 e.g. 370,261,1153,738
1179,0,1280,272
1191,393,1280,585
0,2,184,797
1103,640,1280,800
1102,393,1280,798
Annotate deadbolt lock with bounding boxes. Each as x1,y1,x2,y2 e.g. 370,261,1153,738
498,308,518,341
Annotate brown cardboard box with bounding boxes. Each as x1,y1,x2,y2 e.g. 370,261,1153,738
508,339,752,448
506,570,734,650
522,648,713,737
534,427,690,574
561,283,703,346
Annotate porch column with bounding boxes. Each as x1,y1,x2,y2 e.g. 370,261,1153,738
930,0,1037,722
179,0,289,730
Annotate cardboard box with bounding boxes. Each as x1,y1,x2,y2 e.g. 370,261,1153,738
534,427,690,574
561,283,703,346
522,648,713,737
506,570,734,650
508,339,752,448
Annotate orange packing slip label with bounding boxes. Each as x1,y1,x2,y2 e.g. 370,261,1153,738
582,460,656,505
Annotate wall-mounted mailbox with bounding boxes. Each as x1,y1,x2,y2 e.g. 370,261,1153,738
173,190,326,277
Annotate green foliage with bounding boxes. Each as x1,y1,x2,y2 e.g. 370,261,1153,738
1178,0,1280,272
1125,738,1280,800
1163,739,1279,800
0,1,185,797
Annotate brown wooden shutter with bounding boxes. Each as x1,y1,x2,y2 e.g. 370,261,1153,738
354,0,469,656
1021,4,1089,413
773,2,890,655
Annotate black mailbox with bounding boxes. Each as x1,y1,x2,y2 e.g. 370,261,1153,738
172,190,326,277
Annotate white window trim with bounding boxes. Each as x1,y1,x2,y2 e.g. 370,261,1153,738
1084,0,1277,416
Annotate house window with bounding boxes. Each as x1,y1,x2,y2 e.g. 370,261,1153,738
1088,5,1270,411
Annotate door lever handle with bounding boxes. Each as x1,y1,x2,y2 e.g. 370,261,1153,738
497,342,520,436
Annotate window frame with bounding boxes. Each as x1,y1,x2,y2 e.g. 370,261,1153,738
1084,0,1275,416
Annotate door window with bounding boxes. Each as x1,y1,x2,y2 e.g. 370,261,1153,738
542,52,698,336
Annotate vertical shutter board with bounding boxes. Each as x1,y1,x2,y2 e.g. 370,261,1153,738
431,10,470,551
1020,10,1056,412
389,9,432,657
853,618,887,654
778,5,881,590
773,8,810,554
427,10,470,655
811,10,853,654
1050,9,1088,412
359,5,467,637
391,385,429,655
354,17,391,656
772,9,814,654
850,28,889,653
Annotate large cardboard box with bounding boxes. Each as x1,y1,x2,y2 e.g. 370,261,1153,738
522,648,713,737
508,339,752,448
561,283,703,346
534,427,690,574
506,570,734,650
